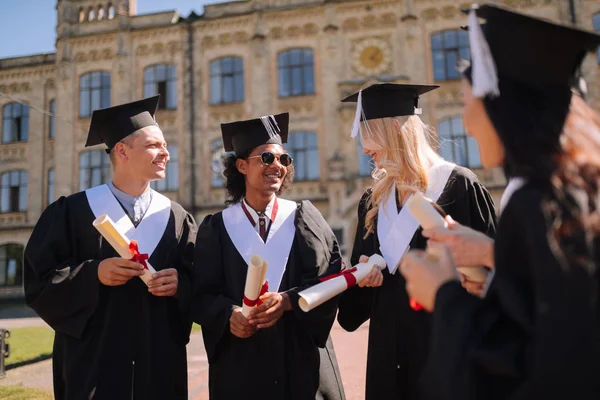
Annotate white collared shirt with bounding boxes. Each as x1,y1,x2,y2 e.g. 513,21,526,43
242,196,276,235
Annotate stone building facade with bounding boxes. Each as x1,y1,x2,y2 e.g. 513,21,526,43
1,0,599,300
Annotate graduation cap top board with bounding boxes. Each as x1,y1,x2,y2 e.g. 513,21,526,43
341,83,439,138
221,113,289,155
85,95,160,154
463,3,600,98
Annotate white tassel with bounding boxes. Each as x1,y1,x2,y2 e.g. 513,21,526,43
468,6,499,98
414,107,422,115
350,91,363,138
260,115,280,138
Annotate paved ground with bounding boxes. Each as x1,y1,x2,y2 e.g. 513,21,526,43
1,318,368,399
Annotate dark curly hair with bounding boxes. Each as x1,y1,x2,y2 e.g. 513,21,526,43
222,150,295,205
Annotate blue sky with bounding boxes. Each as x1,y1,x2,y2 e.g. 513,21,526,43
0,0,228,59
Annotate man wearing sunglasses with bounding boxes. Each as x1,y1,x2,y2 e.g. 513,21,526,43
193,112,346,399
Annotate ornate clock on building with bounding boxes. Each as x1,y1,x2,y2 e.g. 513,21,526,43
351,38,392,76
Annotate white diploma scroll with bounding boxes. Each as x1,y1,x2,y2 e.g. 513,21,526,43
242,255,269,318
298,254,387,312
405,192,488,283
92,214,156,285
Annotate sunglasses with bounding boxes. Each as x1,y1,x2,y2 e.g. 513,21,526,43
247,152,293,167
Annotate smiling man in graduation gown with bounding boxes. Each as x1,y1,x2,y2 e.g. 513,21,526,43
193,113,346,400
23,95,197,400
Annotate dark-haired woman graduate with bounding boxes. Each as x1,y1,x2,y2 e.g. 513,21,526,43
401,4,600,400
336,83,497,400
192,113,345,400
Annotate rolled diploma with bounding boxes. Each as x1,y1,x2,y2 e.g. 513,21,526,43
242,255,267,317
92,215,156,285
405,192,488,283
298,254,386,312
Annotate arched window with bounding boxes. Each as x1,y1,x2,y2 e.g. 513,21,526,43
79,71,111,117
287,132,319,181
79,151,111,190
278,48,315,97
108,3,115,19
210,57,244,105
79,8,86,22
2,102,29,143
98,5,105,21
0,170,28,213
438,116,481,168
143,65,177,109
49,99,56,139
0,244,24,287
88,7,96,21
431,30,470,81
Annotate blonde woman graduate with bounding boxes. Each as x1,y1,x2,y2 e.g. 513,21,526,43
336,83,497,400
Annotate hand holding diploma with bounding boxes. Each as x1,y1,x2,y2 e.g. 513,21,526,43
93,214,157,286
230,307,257,339
248,292,292,329
357,255,384,288
297,254,387,312
147,268,178,297
400,244,459,312
98,258,145,286
406,193,490,284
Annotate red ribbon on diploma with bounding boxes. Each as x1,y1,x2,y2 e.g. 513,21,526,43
409,299,424,311
243,281,269,307
319,267,358,289
129,240,149,270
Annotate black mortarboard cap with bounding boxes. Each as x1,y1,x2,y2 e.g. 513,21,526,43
85,95,160,153
463,4,600,93
221,113,289,155
341,83,439,121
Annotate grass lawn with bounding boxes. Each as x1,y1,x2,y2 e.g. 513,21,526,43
5,327,54,369
191,323,201,333
0,385,53,400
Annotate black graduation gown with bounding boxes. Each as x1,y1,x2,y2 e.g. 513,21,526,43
23,191,197,400
193,200,346,400
337,166,497,400
422,183,600,400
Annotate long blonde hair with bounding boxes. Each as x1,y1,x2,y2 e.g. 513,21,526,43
362,115,444,236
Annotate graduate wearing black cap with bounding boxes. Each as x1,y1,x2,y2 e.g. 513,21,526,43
399,4,600,400
192,113,345,400
335,83,497,400
23,96,197,400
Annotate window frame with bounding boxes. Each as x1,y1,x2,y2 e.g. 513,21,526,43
431,30,470,82
2,102,29,143
143,64,177,110
47,168,55,206
286,131,320,181
49,99,56,139
78,150,111,191
210,139,228,188
0,243,24,287
0,170,28,213
150,144,179,192
79,71,111,118
278,48,316,98
209,57,245,105
357,140,373,177
437,116,481,169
